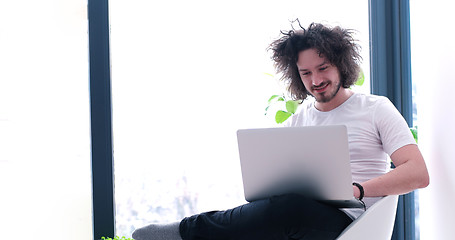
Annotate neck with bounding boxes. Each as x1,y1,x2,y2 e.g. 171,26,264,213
315,88,354,112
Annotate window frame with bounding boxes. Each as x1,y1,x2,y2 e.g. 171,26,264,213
88,0,115,239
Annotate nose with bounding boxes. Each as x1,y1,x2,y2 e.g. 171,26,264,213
311,71,324,86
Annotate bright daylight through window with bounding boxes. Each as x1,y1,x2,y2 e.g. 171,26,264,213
109,1,370,237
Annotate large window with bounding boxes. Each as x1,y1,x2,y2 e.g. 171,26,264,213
0,1,92,239
109,1,370,237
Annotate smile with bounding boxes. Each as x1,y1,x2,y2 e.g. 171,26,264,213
313,83,330,93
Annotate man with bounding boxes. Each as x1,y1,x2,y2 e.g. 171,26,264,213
132,22,429,240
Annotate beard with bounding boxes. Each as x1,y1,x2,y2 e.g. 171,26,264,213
311,80,342,103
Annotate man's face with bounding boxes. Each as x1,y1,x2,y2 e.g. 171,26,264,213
296,48,341,103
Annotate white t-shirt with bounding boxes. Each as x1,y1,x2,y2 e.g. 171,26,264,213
284,93,416,219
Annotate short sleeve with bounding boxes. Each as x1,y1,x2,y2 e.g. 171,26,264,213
373,97,416,156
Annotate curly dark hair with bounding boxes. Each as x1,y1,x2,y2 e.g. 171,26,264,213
268,22,362,101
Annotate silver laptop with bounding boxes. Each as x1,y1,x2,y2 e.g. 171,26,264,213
236,125,363,208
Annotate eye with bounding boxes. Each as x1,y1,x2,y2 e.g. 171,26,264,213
319,65,329,71
301,71,310,76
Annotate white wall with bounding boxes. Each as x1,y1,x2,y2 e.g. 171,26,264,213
411,1,455,239
0,1,93,239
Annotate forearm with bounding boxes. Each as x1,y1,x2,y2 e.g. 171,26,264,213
357,163,428,198
353,144,429,198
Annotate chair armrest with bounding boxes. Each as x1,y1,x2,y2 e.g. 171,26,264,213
336,195,399,240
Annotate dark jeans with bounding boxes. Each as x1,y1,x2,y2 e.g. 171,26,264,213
179,194,353,240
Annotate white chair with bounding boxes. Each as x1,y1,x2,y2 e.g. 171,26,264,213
336,195,399,240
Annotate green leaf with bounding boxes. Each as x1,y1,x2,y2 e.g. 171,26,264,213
285,100,299,114
275,110,292,124
410,127,418,143
355,69,365,86
266,95,286,115
268,95,280,103
268,95,285,104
